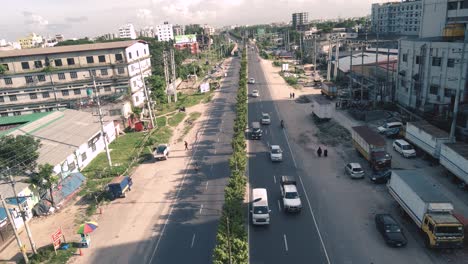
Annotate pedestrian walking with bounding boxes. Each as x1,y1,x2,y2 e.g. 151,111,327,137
289,92,292,99
317,146,322,157
128,177,133,191
184,141,189,150
293,92,296,99
324,149,328,157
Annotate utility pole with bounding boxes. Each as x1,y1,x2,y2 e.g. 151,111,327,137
334,37,340,80
450,41,467,142
327,38,332,81
137,58,155,128
7,173,37,254
91,75,112,167
163,51,171,103
349,43,354,98
0,194,29,263
314,35,318,73
170,49,177,102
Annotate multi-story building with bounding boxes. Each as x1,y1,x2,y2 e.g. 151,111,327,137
173,25,185,36
18,33,44,49
119,24,137,39
203,24,215,36
396,0,468,127
139,26,155,38
292,12,308,30
156,22,174,42
174,34,199,54
371,0,422,35
0,40,151,116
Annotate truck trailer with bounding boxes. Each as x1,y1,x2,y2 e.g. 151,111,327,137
351,126,392,171
405,121,450,159
321,82,338,99
387,169,464,248
440,143,468,185
311,95,334,120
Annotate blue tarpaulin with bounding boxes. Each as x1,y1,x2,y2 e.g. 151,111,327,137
45,172,86,205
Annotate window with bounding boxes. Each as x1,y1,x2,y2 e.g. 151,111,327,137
21,62,30,70
428,222,434,232
34,61,43,68
117,67,125,74
81,152,87,161
402,54,408,62
70,72,78,79
463,0,468,9
62,90,69,96
25,76,34,83
4,78,13,85
448,2,458,10
447,58,455,68
444,88,456,97
415,56,421,65
98,55,106,63
144,49,147,55
38,75,46,82
104,85,111,92
101,69,108,76
432,57,442,66
13,112,21,116
128,52,132,59
54,59,63,66
86,56,94,63
0,96,3,102
115,53,123,61
2,64,9,71
58,73,66,80
42,92,50,98
74,88,81,95
68,161,76,172
29,93,37,99
136,50,139,57
9,95,17,101
429,84,439,95
67,58,75,65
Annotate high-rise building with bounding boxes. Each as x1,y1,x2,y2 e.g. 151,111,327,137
0,40,151,116
203,24,215,35
173,25,185,36
119,23,137,39
139,26,155,38
292,12,308,30
156,22,174,42
371,0,422,35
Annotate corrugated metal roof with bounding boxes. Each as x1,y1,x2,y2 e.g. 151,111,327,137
334,52,399,73
0,112,53,136
443,143,468,159
352,125,385,146
394,169,452,203
0,40,144,59
408,121,449,138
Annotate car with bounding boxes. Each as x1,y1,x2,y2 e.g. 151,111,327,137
270,145,283,162
377,122,403,134
248,78,256,84
252,90,259,97
369,170,391,184
393,139,416,158
280,176,302,212
261,113,271,125
153,144,170,160
375,214,407,247
345,163,365,179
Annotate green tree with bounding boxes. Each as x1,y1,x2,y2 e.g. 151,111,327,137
0,64,6,75
147,75,167,104
30,163,58,206
0,135,41,173
55,38,94,46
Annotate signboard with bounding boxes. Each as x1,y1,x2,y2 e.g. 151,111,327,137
282,63,289,72
51,227,65,252
175,34,197,44
199,82,210,93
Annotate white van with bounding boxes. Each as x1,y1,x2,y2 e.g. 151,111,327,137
377,122,403,134
251,188,270,225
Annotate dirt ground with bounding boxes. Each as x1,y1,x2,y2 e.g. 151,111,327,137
0,59,232,263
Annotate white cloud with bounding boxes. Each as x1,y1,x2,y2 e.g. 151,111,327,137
23,11,49,27
137,8,154,24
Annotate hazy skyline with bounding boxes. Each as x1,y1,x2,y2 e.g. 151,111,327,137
0,0,383,41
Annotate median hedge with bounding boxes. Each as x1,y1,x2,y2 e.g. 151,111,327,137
213,46,249,263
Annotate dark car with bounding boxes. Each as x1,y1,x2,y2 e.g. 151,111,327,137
375,214,407,247
369,169,391,184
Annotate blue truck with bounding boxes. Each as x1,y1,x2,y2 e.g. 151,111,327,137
107,175,132,200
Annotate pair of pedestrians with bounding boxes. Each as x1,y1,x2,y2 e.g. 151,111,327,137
317,146,328,157
289,92,296,99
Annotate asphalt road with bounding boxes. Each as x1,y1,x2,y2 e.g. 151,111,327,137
148,58,240,264
247,48,330,264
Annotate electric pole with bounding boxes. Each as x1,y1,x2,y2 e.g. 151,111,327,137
138,58,155,128
450,41,467,142
170,49,177,102
0,194,29,263
163,51,171,103
91,75,112,167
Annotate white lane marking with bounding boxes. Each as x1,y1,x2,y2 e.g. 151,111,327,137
217,137,220,143
191,233,196,248
205,181,209,191
297,175,332,264
199,204,203,215
283,234,289,252
273,175,277,184
214,149,217,155
265,129,268,135
277,200,281,211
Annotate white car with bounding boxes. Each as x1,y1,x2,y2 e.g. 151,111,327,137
261,113,271,125
248,78,256,84
270,145,283,162
252,90,259,97
153,144,170,160
345,163,365,179
377,122,403,134
393,139,416,158
280,176,302,213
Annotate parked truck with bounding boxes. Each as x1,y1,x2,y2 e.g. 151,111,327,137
405,121,450,159
312,95,334,120
387,169,464,248
351,126,392,171
321,82,338,99
440,143,468,185
280,176,302,213
107,175,132,200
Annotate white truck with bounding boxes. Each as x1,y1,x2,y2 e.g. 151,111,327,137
440,143,468,185
153,144,170,160
312,95,333,120
405,121,450,159
280,176,302,213
387,169,464,248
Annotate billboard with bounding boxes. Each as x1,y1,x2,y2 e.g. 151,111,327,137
282,63,289,72
199,82,210,93
175,34,197,44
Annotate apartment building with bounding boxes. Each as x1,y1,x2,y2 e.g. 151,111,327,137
119,24,137,39
292,12,308,31
18,33,44,49
203,25,215,36
371,0,422,35
0,40,151,117
173,25,185,36
156,22,174,42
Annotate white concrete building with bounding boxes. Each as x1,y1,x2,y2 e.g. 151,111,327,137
371,0,422,35
156,22,174,42
119,23,137,39
173,25,185,36
203,25,215,36
0,40,151,116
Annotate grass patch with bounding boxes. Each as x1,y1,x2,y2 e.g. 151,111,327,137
20,244,76,264
156,116,167,127
167,112,186,127
156,92,213,115
178,112,202,142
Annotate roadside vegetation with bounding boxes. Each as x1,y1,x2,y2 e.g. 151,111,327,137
213,44,249,263
178,112,202,142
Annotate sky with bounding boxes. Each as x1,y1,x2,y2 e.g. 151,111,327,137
0,0,383,41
